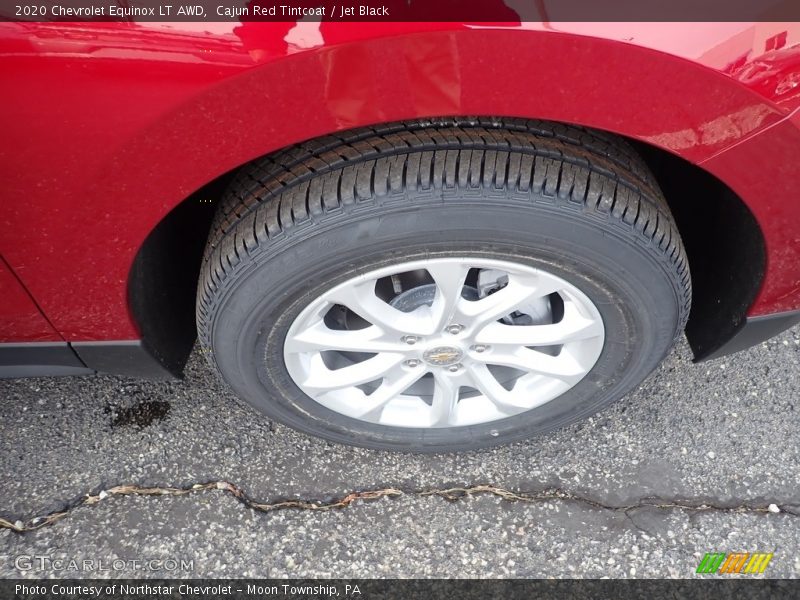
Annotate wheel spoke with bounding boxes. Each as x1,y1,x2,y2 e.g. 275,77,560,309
465,363,525,412
301,352,405,392
285,320,405,354
328,282,432,335
459,272,560,329
474,302,603,347
428,372,461,426
479,347,586,383
427,262,471,330
362,367,427,422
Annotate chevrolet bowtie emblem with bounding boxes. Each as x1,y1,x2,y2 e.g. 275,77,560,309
423,346,464,366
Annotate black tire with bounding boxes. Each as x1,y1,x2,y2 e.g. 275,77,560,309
197,118,691,452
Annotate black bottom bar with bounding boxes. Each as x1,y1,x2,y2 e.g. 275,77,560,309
2,579,798,600
694,309,800,362
0,340,179,380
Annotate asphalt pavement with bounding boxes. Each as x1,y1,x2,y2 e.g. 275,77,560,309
1,327,799,578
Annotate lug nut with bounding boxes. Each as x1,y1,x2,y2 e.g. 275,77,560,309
448,363,462,373
446,324,464,335
405,359,421,367
402,335,418,345
471,344,488,353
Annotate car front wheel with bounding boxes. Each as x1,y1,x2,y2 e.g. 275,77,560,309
197,119,691,452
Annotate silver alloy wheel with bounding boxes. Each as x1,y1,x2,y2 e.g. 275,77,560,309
283,258,605,428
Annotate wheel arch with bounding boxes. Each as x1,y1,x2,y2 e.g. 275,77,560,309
129,117,765,375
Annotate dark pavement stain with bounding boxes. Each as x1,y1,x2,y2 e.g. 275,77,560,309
107,400,171,429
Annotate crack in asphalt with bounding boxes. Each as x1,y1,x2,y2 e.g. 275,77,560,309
1,482,796,534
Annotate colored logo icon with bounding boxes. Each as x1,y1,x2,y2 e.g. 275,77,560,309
696,552,773,574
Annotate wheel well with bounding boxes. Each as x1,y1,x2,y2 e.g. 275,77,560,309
128,119,766,375
631,141,766,360
127,173,229,376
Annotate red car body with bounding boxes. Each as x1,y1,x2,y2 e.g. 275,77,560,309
2,20,800,377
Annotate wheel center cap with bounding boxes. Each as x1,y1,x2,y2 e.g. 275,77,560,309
423,346,464,367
